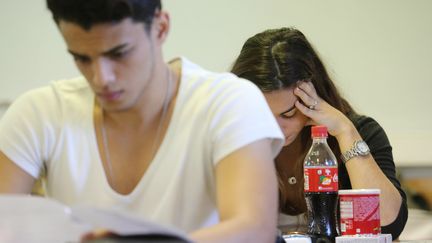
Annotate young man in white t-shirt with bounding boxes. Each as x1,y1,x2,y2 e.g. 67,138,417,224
0,0,284,242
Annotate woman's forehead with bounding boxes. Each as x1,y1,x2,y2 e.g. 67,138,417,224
263,88,297,110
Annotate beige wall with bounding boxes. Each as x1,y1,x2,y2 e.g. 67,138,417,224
1,0,431,166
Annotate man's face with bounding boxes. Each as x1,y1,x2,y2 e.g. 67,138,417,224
58,18,161,112
264,87,309,146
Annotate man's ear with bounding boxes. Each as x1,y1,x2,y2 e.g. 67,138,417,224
152,11,170,44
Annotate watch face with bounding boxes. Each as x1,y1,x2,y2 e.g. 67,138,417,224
356,141,370,155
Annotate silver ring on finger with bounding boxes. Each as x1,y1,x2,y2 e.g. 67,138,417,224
309,100,318,110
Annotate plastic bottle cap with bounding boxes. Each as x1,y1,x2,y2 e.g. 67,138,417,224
311,125,328,138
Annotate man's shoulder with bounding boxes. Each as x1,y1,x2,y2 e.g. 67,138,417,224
44,76,92,102
19,76,88,98
50,76,90,93
180,57,259,94
12,76,92,114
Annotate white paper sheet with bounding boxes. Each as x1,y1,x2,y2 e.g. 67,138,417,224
0,195,191,243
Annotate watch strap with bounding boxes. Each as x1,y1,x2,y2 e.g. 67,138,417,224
341,140,370,164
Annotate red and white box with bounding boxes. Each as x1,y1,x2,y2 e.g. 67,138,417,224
339,189,381,236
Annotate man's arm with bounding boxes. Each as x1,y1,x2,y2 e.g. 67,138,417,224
189,138,278,243
0,151,35,193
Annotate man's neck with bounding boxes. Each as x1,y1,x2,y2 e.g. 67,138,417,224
101,60,181,132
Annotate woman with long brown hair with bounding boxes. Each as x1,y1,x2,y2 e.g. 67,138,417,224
231,27,407,239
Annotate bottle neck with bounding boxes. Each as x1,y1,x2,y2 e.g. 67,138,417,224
312,137,328,143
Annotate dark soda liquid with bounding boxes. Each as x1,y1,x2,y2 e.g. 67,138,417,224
305,192,339,243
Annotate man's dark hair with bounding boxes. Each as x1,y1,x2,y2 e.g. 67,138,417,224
47,0,162,31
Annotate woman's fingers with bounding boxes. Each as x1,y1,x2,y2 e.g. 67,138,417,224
295,81,355,137
295,100,316,118
295,81,320,110
297,80,317,95
294,87,317,109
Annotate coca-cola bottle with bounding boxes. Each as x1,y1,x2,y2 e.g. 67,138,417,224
304,125,339,243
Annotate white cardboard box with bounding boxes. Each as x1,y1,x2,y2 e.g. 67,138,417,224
336,234,392,243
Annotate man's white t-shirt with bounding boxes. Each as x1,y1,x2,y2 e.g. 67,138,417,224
0,58,284,232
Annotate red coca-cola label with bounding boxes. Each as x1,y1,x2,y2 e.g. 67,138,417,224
340,193,381,235
304,166,338,192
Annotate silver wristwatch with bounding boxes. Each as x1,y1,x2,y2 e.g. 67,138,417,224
341,140,370,164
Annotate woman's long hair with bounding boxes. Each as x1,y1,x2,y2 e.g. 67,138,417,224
231,27,355,215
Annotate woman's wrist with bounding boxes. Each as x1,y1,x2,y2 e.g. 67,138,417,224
334,121,360,145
